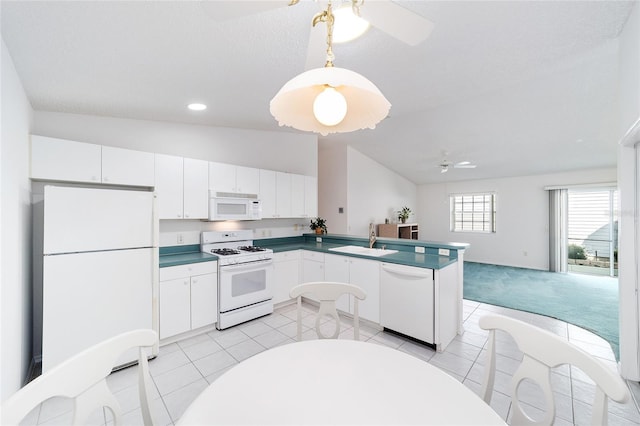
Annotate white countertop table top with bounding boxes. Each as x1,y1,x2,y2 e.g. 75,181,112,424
177,339,506,425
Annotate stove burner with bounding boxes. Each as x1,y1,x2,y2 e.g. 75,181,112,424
211,248,241,256
238,246,267,252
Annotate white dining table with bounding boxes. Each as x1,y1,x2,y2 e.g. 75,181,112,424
177,339,506,425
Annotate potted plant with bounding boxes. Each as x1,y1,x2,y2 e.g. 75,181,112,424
397,206,411,224
309,217,327,234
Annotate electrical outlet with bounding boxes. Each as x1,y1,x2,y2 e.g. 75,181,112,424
414,246,425,254
438,248,450,256
177,234,184,244
316,237,322,243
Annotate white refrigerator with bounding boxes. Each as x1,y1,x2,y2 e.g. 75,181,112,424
41,186,158,373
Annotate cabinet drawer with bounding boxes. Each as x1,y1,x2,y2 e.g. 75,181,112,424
302,250,324,262
274,250,300,262
160,261,217,281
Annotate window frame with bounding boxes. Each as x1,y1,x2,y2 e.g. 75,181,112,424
449,192,497,233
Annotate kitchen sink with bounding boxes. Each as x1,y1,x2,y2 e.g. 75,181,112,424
329,245,398,257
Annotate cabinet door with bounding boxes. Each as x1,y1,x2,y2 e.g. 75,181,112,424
209,162,237,193
273,252,300,305
349,258,380,323
304,175,318,218
31,135,102,183
291,174,305,218
190,272,217,329
155,154,184,219
236,166,260,194
259,169,277,218
183,158,209,219
102,146,155,186
159,278,191,339
324,254,350,312
276,172,292,218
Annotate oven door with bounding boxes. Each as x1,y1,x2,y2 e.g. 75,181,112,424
219,260,274,312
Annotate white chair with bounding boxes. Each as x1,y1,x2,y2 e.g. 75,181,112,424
1,329,158,426
479,314,629,426
290,281,366,340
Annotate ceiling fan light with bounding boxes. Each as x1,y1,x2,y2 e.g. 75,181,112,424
332,5,370,43
313,86,347,126
270,66,391,136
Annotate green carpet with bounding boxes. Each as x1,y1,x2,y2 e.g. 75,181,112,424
463,262,619,359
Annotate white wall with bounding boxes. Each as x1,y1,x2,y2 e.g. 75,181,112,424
417,168,616,270
317,143,417,238
1,38,34,401
616,2,640,380
33,111,318,176
346,146,417,237
318,142,348,234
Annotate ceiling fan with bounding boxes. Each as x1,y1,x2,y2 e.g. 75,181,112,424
202,1,435,69
439,160,477,174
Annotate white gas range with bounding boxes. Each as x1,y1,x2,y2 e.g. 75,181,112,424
201,230,274,330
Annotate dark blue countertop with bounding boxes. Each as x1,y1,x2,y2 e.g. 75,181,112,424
159,244,217,268
159,234,469,270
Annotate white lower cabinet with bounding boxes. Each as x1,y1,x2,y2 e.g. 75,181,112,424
322,254,379,322
159,261,217,340
273,250,300,305
301,251,324,283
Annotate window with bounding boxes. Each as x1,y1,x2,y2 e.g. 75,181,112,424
450,193,496,233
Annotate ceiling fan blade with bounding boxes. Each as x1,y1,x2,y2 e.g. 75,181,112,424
305,21,328,70
453,161,477,169
200,1,286,22
359,1,434,46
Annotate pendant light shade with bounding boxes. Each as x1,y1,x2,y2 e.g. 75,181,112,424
270,66,391,136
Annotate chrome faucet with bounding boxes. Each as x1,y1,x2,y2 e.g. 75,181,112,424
369,223,376,249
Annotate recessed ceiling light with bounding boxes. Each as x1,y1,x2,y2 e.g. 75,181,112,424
188,103,207,111
333,4,370,43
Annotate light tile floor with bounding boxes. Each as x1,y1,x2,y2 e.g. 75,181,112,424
23,300,640,425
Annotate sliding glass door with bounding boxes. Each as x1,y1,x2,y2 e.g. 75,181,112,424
567,189,618,277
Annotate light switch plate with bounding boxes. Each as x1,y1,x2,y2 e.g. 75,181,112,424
438,248,450,256
414,246,425,253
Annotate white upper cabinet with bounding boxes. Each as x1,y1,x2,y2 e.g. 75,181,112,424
209,162,236,193
259,169,277,218
155,154,184,219
155,154,209,220
304,175,318,218
276,172,292,218
102,146,154,187
209,162,260,194
31,135,102,183
291,174,305,218
31,135,154,187
236,166,260,194
183,158,209,219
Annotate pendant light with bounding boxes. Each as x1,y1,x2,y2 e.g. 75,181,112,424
270,1,391,136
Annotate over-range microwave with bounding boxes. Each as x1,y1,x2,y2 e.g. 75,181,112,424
209,191,262,221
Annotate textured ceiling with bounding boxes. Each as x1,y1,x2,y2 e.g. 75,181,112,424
1,1,635,184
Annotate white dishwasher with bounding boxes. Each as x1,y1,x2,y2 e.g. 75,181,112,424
380,262,435,344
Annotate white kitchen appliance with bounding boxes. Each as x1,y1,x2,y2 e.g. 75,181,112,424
40,185,158,373
208,191,262,221
201,230,274,329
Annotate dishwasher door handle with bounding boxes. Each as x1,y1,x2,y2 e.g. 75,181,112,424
381,263,432,279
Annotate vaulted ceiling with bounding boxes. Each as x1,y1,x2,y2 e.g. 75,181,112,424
1,1,635,183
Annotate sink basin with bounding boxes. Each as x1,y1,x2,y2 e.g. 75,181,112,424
329,245,398,257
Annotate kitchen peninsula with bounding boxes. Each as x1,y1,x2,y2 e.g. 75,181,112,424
260,233,469,352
